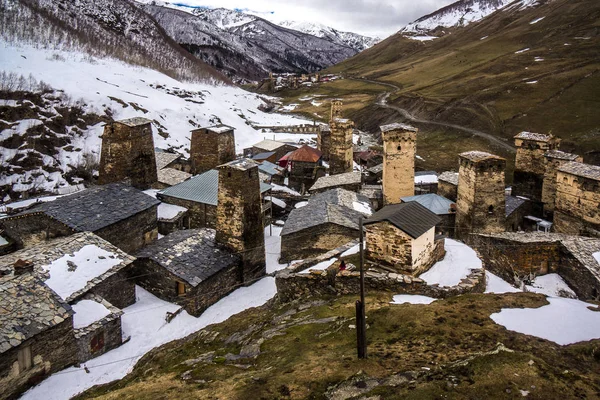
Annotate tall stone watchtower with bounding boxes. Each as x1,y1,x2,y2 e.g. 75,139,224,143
330,99,343,121
541,150,582,218
190,124,236,175
329,118,354,175
381,123,417,204
216,159,266,282
513,132,560,204
98,117,157,190
317,124,331,161
456,151,506,239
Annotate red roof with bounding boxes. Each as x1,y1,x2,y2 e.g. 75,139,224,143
287,145,322,163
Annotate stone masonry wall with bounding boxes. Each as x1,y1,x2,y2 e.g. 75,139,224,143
95,205,158,254
190,128,235,175
365,221,411,271
98,121,157,190
74,296,123,363
513,137,559,203
554,171,600,237
542,156,583,217
0,213,75,249
280,223,359,263
329,120,353,176
317,128,331,161
158,194,216,229
0,317,76,400
382,129,416,204
456,157,506,240
437,181,457,202
82,267,136,310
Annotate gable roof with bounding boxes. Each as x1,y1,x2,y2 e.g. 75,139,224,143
401,194,455,215
505,195,527,217
158,168,192,187
288,145,322,163
438,171,459,186
252,151,276,160
309,172,361,192
364,201,441,239
252,139,287,152
258,161,283,176
14,183,159,232
136,229,240,286
155,152,181,170
558,162,600,181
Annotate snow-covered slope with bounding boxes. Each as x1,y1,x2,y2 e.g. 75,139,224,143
277,20,379,52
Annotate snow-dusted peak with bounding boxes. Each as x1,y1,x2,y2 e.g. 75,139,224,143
193,7,257,30
278,20,380,51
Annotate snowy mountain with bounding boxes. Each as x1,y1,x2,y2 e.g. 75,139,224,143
401,0,538,37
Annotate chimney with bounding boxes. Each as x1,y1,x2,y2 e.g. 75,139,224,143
14,259,34,275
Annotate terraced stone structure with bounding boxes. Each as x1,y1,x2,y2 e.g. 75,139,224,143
554,162,600,237
381,123,417,205
134,229,242,316
216,159,266,282
513,132,560,206
329,117,354,175
99,117,158,190
190,124,236,175
456,151,506,240
0,273,76,400
542,150,583,218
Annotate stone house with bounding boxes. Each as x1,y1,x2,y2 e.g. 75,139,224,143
354,150,383,169
154,151,192,189
437,171,459,202
381,123,417,205
365,164,383,185
155,150,190,173
401,193,456,238
455,151,506,240
364,201,443,275
134,229,242,317
280,188,372,262
190,125,236,175
258,161,285,185
246,139,298,162
309,171,362,194
286,145,325,193
158,169,272,230
541,150,583,219
554,162,600,237
0,183,160,254
98,117,158,190
0,273,76,400
505,195,531,232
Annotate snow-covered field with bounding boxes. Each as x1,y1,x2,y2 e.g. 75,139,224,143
22,280,276,400
419,239,482,287
390,294,437,305
265,224,289,274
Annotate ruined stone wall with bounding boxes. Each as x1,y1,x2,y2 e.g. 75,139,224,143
280,223,359,263
158,194,216,229
554,171,600,236
456,157,506,239
216,164,266,282
317,128,331,161
0,213,75,249
329,120,354,176
74,314,122,363
275,267,485,303
0,317,76,400
542,156,583,217
98,122,157,190
382,129,416,204
95,205,158,254
190,129,235,175
437,181,457,202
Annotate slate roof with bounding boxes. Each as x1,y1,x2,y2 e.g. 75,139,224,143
368,164,383,174
309,188,372,212
288,145,322,163
459,151,505,162
558,162,600,181
252,139,287,152
438,171,459,186
505,195,527,217
544,150,580,161
13,183,159,232
380,123,418,133
220,158,260,171
364,202,441,239
155,152,181,170
0,273,73,354
401,194,455,215
514,131,554,142
136,229,240,287
159,169,271,206
309,172,361,192
158,168,192,187
116,117,152,127
199,124,234,134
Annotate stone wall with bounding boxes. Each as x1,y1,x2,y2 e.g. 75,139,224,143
98,120,157,190
96,205,158,254
329,119,353,175
317,127,331,161
541,155,583,218
0,317,76,400
159,194,216,229
280,223,359,263
554,171,600,237
365,221,411,271
382,128,416,204
74,297,123,363
437,181,457,202
0,213,75,249
456,155,506,240
80,267,136,310
190,128,235,175
289,161,325,193
275,266,485,303
513,137,559,203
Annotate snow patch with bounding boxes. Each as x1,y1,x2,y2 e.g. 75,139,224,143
265,224,287,274
301,258,337,273
515,48,530,54
530,17,545,24
352,200,372,216
72,300,111,329
419,239,482,287
415,174,438,184
391,294,437,305
158,203,187,220
485,271,521,294
525,274,576,298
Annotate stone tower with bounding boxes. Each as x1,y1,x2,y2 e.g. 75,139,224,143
456,151,506,239
513,132,560,205
381,123,417,204
330,100,343,121
190,124,236,175
541,150,582,218
216,159,266,282
317,124,331,161
98,117,157,190
329,118,354,175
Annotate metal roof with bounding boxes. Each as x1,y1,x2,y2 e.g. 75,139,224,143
258,161,283,176
364,201,441,239
288,145,322,163
252,151,276,160
401,194,455,215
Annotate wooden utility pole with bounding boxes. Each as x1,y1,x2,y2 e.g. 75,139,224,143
356,217,367,359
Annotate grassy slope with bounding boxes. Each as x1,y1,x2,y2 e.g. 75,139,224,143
281,0,600,171
78,292,600,399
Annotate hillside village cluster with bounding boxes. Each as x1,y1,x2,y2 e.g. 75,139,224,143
1,99,600,398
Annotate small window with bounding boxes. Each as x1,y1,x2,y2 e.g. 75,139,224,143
248,170,252,178
17,345,33,372
177,281,186,296
488,205,494,214
227,171,231,178
397,145,402,151
90,332,105,354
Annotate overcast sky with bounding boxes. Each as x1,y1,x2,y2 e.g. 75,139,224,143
170,0,454,38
